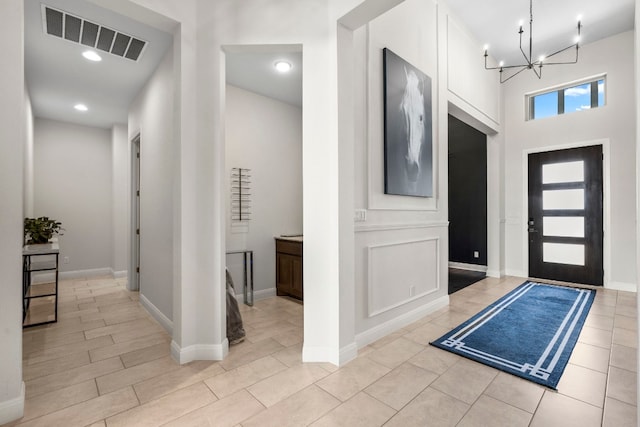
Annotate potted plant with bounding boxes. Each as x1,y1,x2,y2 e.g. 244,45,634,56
24,217,63,244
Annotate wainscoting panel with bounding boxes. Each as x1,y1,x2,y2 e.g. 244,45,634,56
367,237,440,317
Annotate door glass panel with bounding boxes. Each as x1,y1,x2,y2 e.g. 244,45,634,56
543,217,585,237
542,161,584,184
543,243,585,266
543,189,584,210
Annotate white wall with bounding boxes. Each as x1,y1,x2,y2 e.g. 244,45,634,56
201,0,502,364
112,124,129,278
33,118,113,275
503,31,637,290
222,0,359,364
0,2,25,421
352,0,448,344
635,0,640,411
349,0,502,346
445,10,504,279
24,87,34,218
94,0,225,364
225,84,302,296
81,0,502,368
128,47,174,325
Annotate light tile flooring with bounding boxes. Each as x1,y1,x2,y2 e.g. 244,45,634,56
7,275,638,426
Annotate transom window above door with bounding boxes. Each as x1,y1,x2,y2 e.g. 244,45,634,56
526,75,606,121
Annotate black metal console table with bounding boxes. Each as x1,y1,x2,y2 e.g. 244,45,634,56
226,250,254,306
23,241,59,327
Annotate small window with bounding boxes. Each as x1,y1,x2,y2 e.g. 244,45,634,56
527,76,605,120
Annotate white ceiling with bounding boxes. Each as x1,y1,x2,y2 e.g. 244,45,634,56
25,0,173,129
444,0,635,67
25,0,303,130
25,0,633,129
226,47,303,108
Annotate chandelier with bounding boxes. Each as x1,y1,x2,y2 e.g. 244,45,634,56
484,0,582,83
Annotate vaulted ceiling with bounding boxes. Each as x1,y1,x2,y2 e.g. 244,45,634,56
444,0,634,66
25,0,634,129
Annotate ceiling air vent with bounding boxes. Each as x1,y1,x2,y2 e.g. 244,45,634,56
41,4,147,62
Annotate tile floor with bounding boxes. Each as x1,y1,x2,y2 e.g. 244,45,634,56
7,275,638,426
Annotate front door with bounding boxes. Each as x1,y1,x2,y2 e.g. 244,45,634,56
528,145,603,286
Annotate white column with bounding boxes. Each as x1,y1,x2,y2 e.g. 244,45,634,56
0,0,26,423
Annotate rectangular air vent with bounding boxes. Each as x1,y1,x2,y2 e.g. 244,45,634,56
41,4,147,62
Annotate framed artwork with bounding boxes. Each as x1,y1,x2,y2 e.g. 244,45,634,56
383,48,433,197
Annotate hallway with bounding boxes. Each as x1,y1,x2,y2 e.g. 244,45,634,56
9,275,637,426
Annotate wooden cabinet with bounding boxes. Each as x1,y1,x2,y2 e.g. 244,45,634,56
275,238,303,300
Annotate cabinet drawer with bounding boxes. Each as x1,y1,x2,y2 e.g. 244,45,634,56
275,239,302,256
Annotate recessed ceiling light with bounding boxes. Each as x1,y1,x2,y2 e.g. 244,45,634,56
82,50,102,62
74,104,88,112
274,61,292,73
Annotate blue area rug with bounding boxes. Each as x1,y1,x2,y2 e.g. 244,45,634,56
430,281,595,389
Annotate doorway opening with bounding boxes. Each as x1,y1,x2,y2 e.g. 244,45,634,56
223,45,304,344
448,114,488,294
527,145,604,286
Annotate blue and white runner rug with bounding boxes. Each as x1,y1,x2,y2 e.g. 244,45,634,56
430,281,595,389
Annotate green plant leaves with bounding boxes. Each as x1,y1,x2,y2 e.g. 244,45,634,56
24,216,63,244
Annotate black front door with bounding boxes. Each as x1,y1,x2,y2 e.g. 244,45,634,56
528,145,603,286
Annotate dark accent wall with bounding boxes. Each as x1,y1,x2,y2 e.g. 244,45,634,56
448,115,487,266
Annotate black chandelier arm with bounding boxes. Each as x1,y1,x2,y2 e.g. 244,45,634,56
487,63,534,71
485,51,533,71
483,0,582,83
536,44,579,66
528,0,534,60
532,64,542,79
519,29,532,66
500,65,531,83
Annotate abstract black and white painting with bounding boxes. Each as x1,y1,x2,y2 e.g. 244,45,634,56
383,48,433,197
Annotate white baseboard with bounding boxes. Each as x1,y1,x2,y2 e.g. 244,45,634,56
607,281,637,293
302,345,339,365
171,340,228,364
32,267,113,284
355,295,450,349
234,287,277,304
112,269,128,279
0,382,24,425
449,262,488,273
486,269,502,278
339,342,358,366
33,268,127,283
139,294,173,335
505,269,527,278
300,342,358,367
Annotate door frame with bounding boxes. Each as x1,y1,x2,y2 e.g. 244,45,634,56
521,138,611,287
128,134,141,292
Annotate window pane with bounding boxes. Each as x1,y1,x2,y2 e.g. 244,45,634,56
543,243,585,266
598,79,605,107
564,83,591,113
543,189,584,210
542,161,584,184
533,91,558,119
543,217,585,237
